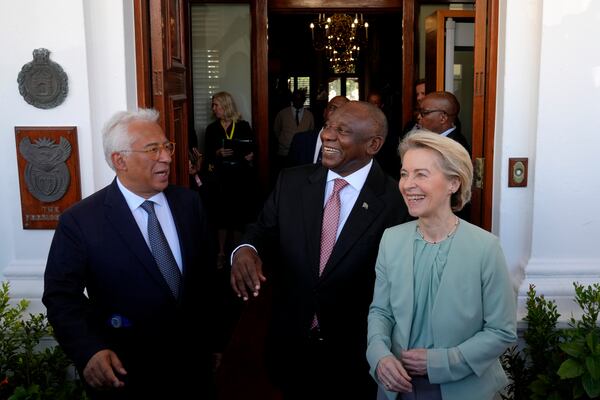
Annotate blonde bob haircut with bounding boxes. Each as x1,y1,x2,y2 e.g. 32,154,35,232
212,91,241,123
399,130,473,211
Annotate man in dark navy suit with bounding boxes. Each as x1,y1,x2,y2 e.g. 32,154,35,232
43,109,215,399
418,91,471,155
231,101,409,400
287,95,349,167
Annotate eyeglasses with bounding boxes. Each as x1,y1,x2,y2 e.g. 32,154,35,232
418,109,447,117
119,142,176,159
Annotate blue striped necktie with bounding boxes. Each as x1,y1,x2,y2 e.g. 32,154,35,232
140,200,182,298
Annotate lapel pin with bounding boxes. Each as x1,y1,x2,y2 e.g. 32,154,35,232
362,202,369,210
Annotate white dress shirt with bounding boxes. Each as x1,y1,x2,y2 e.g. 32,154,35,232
323,160,372,239
231,160,373,262
440,126,457,137
117,178,183,272
313,128,324,163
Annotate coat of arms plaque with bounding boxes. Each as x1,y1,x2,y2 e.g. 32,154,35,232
17,48,68,109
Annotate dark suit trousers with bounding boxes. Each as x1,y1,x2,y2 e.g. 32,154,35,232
271,330,376,400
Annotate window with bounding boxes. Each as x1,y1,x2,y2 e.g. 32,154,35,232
190,4,251,151
287,76,311,107
327,77,360,101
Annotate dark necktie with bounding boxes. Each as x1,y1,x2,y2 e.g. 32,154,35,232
295,108,300,126
140,200,182,299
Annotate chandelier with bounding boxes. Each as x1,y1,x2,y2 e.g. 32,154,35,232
309,13,369,74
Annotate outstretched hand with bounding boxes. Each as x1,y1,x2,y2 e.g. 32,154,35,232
230,247,267,300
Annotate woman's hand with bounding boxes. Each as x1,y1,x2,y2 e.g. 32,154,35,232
244,152,254,161
376,355,413,393
401,348,428,376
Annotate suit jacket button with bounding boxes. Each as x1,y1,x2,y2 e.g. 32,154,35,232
110,315,122,328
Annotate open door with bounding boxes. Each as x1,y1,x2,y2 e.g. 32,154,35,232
134,0,190,186
422,0,496,229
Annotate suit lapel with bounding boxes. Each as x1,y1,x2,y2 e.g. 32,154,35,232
320,162,387,279
163,187,188,276
104,180,174,298
302,167,328,279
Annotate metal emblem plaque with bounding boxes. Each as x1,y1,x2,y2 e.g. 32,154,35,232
17,48,68,109
15,127,81,229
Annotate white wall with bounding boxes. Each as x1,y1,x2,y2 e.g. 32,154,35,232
495,0,600,320
0,0,136,313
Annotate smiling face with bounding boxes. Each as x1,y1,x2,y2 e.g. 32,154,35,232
399,147,458,219
320,102,383,176
113,120,172,198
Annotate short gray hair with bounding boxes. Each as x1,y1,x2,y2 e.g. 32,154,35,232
399,130,473,211
102,108,159,170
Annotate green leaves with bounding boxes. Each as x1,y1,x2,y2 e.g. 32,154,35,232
558,359,584,378
557,283,600,398
502,283,600,399
0,281,87,400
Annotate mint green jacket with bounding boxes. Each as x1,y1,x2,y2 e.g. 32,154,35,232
367,220,517,400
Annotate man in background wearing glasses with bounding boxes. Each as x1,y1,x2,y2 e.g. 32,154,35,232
43,109,216,399
417,91,471,155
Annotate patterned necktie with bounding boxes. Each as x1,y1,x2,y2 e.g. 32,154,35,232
312,178,349,330
319,178,349,274
140,200,182,299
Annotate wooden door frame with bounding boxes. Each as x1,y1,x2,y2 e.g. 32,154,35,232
133,0,498,230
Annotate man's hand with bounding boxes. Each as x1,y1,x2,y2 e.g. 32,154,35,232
230,247,266,300
83,349,127,389
376,355,413,393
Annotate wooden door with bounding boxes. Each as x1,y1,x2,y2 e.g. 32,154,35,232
422,1,496,229
134,0,190,186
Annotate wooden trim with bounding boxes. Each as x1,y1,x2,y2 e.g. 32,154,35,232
434,10,475,91
269,0,402,10
133,0,152,108
402,0,415,128
252,0,270,189
482,0,499,231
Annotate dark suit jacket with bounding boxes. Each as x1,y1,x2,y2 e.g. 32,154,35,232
43,179,214,398
447,125,471,155
286,128,320,167
243,161,408,388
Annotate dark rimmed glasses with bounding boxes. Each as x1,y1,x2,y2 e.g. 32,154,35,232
120,142,176,160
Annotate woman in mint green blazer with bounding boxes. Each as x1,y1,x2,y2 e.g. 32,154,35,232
367,131,517,400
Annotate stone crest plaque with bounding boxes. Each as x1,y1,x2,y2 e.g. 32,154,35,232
15,127,81,229
17,48,68,109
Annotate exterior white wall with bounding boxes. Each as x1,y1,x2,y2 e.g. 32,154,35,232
1,0,598,323
495,0,600,320
0,0,136,313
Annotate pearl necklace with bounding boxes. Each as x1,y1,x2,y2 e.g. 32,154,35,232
416,217,460,244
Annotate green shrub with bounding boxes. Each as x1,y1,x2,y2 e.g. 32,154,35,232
0,281,87,400
501,282,600,400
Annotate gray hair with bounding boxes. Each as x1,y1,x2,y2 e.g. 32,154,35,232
102,108,160,170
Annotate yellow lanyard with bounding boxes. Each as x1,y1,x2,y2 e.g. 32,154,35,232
224,121,236,140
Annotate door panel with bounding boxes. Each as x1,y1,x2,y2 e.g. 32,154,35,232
149,0,190,186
